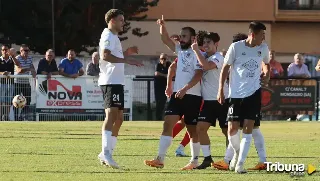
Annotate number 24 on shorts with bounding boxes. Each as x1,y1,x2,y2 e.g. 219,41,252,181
113,94,120,102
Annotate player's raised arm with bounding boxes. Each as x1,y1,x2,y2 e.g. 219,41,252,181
261,46,271,86
191,38,217,71
157,15,176,52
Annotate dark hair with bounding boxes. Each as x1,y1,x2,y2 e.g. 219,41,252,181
233,33,248,42
105,9,124,24
181,27,196,37
196,30,207,46
1,44,9,48
203,32,220,43
249,21,266,34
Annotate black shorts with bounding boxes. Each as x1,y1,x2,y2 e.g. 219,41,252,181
165,93,202,125
227,88,261,122
198,100,229,128
240,112,261,127
100,84,124,110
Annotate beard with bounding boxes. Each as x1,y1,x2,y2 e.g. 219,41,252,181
180,41,192,50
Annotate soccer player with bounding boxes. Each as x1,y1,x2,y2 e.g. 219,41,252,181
97,9,143,169
213,33,268,171
217,22,270,173
191,32,229,169
144,16,203,170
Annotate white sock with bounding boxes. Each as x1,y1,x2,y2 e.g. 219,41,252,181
228,130,240,156
201,145,211,157
102,130,112,155
110,136,117,155
237,133,253,166
190,142,200,163
157,135,172,162
252,128,267,163
224,143,234,163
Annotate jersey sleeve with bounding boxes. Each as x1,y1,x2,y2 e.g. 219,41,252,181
174,44,181,54
224,43,236,65
262,44,270,64
210,54,224,69
101,34,115,51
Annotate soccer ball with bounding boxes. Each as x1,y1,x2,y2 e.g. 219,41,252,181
12,95,27,108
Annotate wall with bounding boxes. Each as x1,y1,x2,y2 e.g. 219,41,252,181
145,0,275,21
271,23,320,54
122,21,272,56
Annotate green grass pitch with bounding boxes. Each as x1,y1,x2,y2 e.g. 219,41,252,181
0,121,319,181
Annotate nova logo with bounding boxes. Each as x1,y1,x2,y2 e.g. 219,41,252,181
39,79,82,106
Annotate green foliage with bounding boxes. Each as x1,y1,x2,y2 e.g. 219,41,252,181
0,0,159,55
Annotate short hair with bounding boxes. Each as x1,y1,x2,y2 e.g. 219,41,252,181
249,21,266,34
1,44,9,48
233,33,248,42
203,32,220,43
46,49,54,54
196,30,207,46
105,9,124,24
181,27,196,37
20,44,28,50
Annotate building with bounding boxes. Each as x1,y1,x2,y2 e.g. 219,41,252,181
122,0,320,75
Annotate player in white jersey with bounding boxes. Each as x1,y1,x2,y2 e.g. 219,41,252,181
213,33,268,171
97,9,143,169
189,32,229,169
217,22,270,173
144,16,203,170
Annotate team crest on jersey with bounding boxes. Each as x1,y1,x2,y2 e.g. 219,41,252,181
242,59,259,71
258,51,261,57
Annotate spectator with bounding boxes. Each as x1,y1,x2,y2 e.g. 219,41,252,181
269,50,284,78
37,49,59,79
86,52,100,76
59,49,84,78
154,53,171,120
14,44,36,121
287,53,311,78
314,59,320,71
0,45,20,121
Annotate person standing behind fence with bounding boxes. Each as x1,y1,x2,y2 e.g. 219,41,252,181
59,49,84,78
14,44,36,121
86,52,100,76
269,50,283,78
287,53,311,78
154,53,171,120
0,45,20,121
37,49,59,78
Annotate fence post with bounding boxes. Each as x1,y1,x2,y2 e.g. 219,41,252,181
316,80,319,121
147,80,152,120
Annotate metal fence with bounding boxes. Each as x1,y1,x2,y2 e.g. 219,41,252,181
1,75,320,121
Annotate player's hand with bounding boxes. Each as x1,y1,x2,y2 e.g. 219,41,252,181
217,91,225,105
47,73,52,79
165,86,173,98
175,87,187,99
128,59,144,67
157,15,165,26
124,46,139,56
191,38,199,51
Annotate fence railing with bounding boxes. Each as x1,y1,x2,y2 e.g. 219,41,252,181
0,75,319,121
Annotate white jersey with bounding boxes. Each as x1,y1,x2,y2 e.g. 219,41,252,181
174,45,202,96
98,28,125,85
201,52,228,100
224,40,269,98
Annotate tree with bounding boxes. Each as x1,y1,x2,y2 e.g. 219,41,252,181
0,0,159,55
